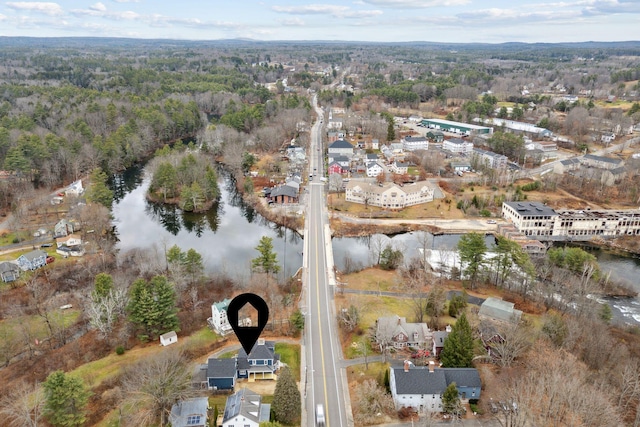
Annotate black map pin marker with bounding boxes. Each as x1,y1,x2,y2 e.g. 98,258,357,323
227,293,269,355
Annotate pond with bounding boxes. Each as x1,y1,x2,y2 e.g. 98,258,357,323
110,165,304,282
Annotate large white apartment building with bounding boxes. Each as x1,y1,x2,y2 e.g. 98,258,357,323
502,201,640,240
443,137,474,154
346,180,435,210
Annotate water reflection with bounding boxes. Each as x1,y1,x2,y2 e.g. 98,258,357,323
111,165,303,279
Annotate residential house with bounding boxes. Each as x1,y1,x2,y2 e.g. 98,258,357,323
237,339,280,381
366,162,385,178
472,148,508,170
391,161,409,175
443,138,473,154
389,142,404,154
328,139,354,157
65,180,84,197
553,157,581,175
402,136,429,152
450,162,472,173
0,261,20,282
270,184,298,204
533,141,558,152
389,362,482,413
578,165,627,187
427,131,444,143
582,154,623,170
329,155,350,169
160,331,178,346
56,244,85,257
365,153,379,165
169,397,209,427
371,139,380,150
381,145,393,161
207,358,237,390
375,315,432,350
328,161,346,175
478,297,522,323
16,250,47,271
222,388,271,427
209,298,232,335
56,233,82,248
432,327,451,358
54,219,75,238
345,180,435,209
601,132,616,144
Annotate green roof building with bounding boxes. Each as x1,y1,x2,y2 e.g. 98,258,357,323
421,118,493,136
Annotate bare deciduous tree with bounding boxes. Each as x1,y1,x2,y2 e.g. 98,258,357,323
486,321,534,368
122,350,197,427
0,381,45,427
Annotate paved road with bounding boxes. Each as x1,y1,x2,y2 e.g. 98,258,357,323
303,95,350,427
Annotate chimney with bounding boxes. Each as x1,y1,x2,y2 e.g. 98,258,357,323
397,317,402,325
257,338,265,346
404,360,410,372
429,361,435,373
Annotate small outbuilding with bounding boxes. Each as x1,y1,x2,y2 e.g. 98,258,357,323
160,331,178,346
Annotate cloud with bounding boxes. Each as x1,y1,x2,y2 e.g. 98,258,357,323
90,2,107,12
112,0,140,2
358,0,470,7
70,7,139,20
279,17,306,26
581,0,640,15
271,4,382,18
456,7,576,23
0,13,6,20
6,2,63,16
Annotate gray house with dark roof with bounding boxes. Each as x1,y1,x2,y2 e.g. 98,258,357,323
390,363,481,413
269,184,298,204
237,339,280,381
0,261,20,282
16,250,47,271
328,139,354,157
582,153,623,170
207,358,237,390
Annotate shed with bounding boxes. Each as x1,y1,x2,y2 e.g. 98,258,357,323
160,331,178,346
478,297,522,323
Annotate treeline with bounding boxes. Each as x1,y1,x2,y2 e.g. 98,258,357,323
0,45,313,213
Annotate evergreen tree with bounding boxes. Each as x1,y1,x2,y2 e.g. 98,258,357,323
86,168,114,208
127,275,179,339
440,312,474,368
272,366,301,425
251,236,280,275
441,382,461,414
457,232,487,289
379,244,403,270
184,248,204,284
43,371,90,427
151,161,178,201
93,272,114,301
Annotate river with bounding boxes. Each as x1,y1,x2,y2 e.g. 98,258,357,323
110,165,640,325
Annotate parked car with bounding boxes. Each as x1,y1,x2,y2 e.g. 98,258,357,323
40,243,53,248
486,220,497,224
46,256,55,264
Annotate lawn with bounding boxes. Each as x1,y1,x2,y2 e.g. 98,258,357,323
275,342,301,381
337,267,398,291
0,309,81,344
72,326,221,388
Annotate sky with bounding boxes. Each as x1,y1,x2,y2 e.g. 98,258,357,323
0,0,639,43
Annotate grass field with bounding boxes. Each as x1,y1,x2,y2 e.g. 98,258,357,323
275,342,301,381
